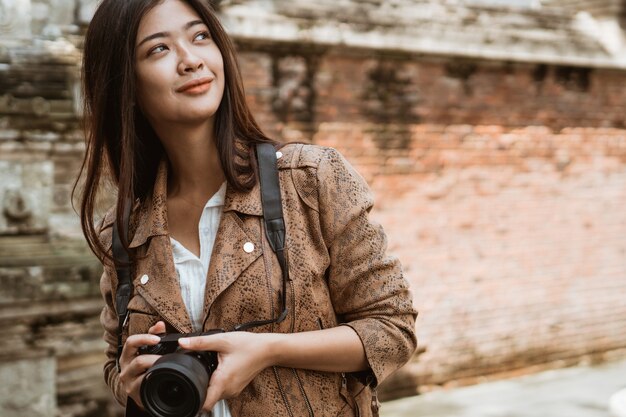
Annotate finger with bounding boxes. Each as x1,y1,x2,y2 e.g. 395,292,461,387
127,377,144,405
201,376,225,412
125,333,162,349
120,354,160,382
148,321,166,335
121,334,161,365
126,373,149,407
179,333,225,351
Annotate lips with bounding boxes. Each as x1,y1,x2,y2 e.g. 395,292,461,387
176,77,214,93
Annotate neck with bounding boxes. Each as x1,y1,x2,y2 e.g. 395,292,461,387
154,120,225,204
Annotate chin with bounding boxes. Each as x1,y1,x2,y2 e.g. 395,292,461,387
183,99,221,118
165,103,219,123
189,106,220,121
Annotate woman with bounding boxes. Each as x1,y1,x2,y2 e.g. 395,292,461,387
75,0,417,416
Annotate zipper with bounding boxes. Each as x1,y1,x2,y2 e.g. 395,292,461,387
170,320,186,334
288,278,313,415
273,367,294,417
292,368,314,417
339,372,353,413
276,254,308,416
340,373,366,417
324,319,358,416
289,279,296,333
316,317,324,330
124,308,187,335
371,387,380,417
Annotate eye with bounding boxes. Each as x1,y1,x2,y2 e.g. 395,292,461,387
148,44,168,56
194,31,211,41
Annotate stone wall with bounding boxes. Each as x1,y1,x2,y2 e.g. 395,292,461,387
0,0,90,238
0,0,625,414
0,1,109,416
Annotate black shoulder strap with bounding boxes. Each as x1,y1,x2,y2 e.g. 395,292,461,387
256,143,286,252
112,202,131,373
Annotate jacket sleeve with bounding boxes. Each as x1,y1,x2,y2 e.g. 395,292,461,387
316,147,418,386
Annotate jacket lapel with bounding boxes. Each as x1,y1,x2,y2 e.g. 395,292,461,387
134,237,194,334
202,182,264,324
128,159,169,249
128,159,193,333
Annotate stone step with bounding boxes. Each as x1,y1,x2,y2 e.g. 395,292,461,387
0,236,97,267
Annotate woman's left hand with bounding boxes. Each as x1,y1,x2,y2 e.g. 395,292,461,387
178,332,275,412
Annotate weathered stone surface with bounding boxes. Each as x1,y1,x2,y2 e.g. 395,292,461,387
0,235,104,413
543,0,622,17
220,0,626,69
0,161,52,235
0,356,56,417
0,0,32,38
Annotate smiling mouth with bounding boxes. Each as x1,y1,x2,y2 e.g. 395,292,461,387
177,78,214,94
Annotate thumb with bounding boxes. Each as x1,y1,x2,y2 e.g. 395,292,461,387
148,321,166,335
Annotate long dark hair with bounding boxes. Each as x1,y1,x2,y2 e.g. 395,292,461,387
73,0,274,263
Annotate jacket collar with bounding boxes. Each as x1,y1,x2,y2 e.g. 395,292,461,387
128,158,264,248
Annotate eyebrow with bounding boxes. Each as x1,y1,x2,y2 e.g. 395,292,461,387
137,20,206,47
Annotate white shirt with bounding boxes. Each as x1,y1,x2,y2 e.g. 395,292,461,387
170,182,231,417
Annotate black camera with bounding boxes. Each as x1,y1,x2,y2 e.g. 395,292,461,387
138,329,224,417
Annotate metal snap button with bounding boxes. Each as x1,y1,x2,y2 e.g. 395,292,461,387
243,242,255,253
140,274,149,285
276,151,283,159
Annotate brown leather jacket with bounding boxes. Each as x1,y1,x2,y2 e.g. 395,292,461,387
97,144,417,417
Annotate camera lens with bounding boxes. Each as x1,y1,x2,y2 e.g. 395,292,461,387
157,378,187,407
140,352,210,417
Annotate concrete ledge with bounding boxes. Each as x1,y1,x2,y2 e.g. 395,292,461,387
381,358,626,417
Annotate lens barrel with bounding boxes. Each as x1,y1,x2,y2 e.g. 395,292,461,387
140,352,210,417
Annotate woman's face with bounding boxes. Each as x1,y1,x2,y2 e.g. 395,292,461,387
134,0,225,128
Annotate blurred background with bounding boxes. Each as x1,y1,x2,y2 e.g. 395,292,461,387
1,0,625,416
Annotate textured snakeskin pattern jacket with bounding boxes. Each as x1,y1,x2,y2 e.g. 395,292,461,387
97,144,417,417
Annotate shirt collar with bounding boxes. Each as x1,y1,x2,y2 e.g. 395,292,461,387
204,181,226,209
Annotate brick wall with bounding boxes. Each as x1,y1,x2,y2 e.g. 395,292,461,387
238,47,626,396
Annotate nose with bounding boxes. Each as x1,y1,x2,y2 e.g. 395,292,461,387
177,47,203,74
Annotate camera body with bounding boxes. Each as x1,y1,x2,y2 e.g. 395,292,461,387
138,329,224,417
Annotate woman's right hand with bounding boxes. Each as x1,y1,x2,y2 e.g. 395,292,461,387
119,321,167,409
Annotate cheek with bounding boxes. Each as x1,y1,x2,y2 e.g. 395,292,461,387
213,55,226,95
208,47,225,76
136,66,171,114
